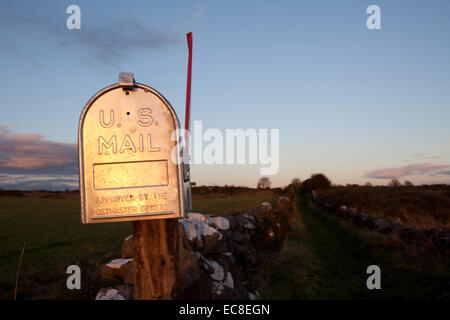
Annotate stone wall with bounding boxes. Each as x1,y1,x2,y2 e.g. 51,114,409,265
311,193,450,256
96,193,295,300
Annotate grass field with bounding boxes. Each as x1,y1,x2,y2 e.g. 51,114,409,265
3,190,447,300
0,192,274,300
251,194,450,299
192,192,276,216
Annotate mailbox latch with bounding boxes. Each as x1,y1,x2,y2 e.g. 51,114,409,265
119,72,135,89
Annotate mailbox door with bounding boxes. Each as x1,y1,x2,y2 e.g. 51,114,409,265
78,83,185,223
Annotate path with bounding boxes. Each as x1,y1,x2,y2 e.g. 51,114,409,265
253,194,449,299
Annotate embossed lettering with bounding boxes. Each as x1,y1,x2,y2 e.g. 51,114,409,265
98,134,159,154
98,135,117,154
99,110,114,128
120,134,137,153
137,108,153,126
147,134,160,152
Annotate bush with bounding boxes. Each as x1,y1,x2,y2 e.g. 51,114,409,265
388,179,402,187
301,173,332,192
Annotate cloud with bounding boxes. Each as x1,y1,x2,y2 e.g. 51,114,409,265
0,8,182,66
412,153,424,158
366,163,450,179
433,170,450,176
0,126,77,175
0,174,78,191
58,14,181,65
404,153,442,160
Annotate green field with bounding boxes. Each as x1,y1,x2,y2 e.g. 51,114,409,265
252,194,450,299
192,193,276,216
0,193,273,300
0,197,131,299
3,192,447,300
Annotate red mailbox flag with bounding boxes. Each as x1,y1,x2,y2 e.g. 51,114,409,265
185,32,193,150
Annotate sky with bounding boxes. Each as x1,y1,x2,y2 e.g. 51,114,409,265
0,0,449,190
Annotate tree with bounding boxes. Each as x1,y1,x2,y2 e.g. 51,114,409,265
310,173,331,191
290,178,302,193
365,182,373,187
257,177,271,189
404,180,414,187
302,173,331,192
388,178,402,187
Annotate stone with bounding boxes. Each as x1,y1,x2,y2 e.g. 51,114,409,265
243,221,256,230
229,231,246,244
181,215,222,244
374,218,391,233
224,215,236,230
243,213,255,221
201,222,222,238
203,259,225,281
197,221,222,251
173,224,203,295
203,232,223,254
391,223,403,233
183,272,214,300
277,196,291,210
97,284,134,300
121,234,133,258
249,292,258,300
95,288,125,300
180,217,222,253
208,216,230,231
212,281,224,295
187,212,208,223
105,258,132,269
213,253,232,274
261,202,272,212
179,219,199,242
223,272,234,289
399,227,421,242
394,217,402,224
118,284,134,300
100,258,134,284
277,196,290,202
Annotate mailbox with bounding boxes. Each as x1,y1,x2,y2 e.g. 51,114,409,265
78,73,191,223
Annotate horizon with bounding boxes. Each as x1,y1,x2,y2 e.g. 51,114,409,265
1,177,449,192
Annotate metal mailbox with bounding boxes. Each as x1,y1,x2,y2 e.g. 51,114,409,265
78,73,191,223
